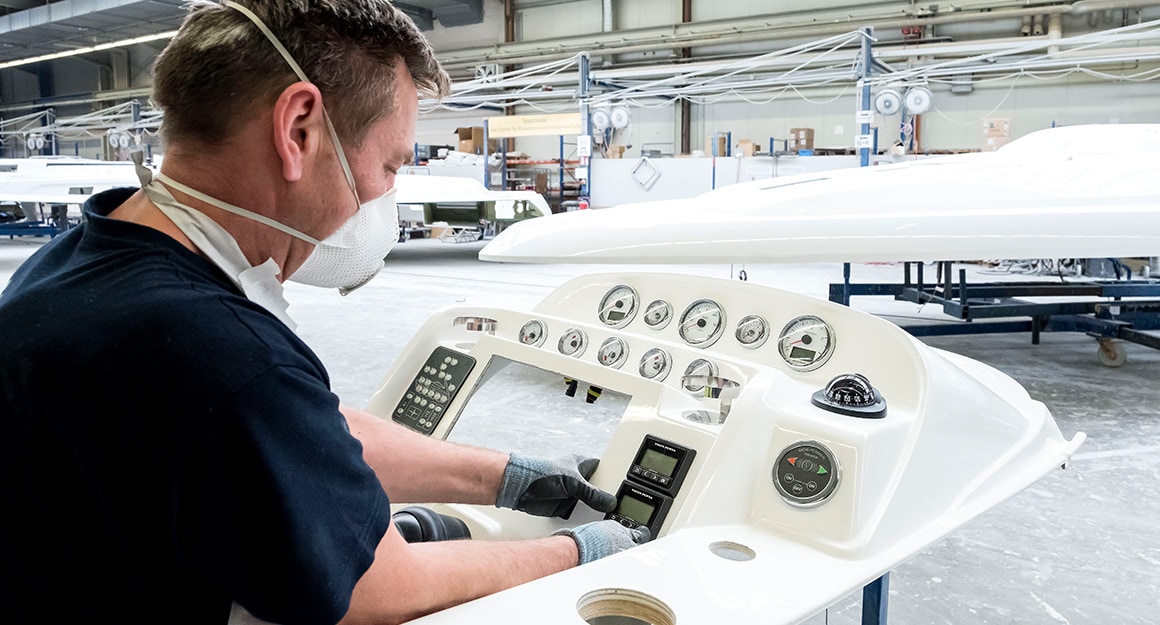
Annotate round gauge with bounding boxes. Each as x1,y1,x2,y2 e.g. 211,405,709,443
557,328,587,357
598,285,639,328
638,347,672,381
642,299,673,330
682,358,718,393
777,315,836,371
678,299,726,347
735,314,770,349
518,319,547,347
773,441,840,508
597,337,629,369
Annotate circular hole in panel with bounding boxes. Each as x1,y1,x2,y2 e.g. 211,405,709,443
708,541,756,562
578,588,676,625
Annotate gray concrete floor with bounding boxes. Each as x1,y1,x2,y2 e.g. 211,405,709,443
3,235,1157,624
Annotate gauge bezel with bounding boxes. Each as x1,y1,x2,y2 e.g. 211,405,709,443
638,347,672,382
735,314,770,349
678,299,726,348
597,337,630,369
642,299,673,331
776,314,836,372
517,318,548,348
557,328,588,358
682,358,719,393
597,285,639,329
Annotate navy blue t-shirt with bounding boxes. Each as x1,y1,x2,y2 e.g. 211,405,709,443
0,189,391,624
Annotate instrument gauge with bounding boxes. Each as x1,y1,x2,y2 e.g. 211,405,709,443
678,299,725,347
598,285,639,328
777,315,836,371
638,348,672,381
642,299,673,330
682,359,718,393
558,328,588,358
597,337,629,369
735,314,770,349
518,319,547,347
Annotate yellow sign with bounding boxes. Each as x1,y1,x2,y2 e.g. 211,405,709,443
486,113,581,138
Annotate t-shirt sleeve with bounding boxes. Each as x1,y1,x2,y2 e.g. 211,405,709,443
177,364,391,625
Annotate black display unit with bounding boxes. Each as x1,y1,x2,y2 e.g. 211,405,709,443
606,435,697,538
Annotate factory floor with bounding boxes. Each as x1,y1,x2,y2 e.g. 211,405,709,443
2,235,1157,624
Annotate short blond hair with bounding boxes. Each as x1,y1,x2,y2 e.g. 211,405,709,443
152,0,449,148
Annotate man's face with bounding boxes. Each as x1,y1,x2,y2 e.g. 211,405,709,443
319,60,418,233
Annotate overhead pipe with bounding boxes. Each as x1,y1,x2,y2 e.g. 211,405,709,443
437,2,1087,68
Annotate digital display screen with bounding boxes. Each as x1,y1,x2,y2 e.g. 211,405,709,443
616,493,656,525
790,345,816,359
639,448,678,477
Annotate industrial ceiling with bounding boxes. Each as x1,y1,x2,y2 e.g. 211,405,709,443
0,0,486,67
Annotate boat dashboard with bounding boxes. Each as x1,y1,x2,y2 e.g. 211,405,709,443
364,272,1082,624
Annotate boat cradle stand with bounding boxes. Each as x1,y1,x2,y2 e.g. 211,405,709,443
830,261,1160,367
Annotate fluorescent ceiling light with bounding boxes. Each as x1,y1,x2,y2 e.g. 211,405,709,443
0,30,178,70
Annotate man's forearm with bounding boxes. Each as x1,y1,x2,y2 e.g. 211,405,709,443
342,405,508,505
341,525,579,625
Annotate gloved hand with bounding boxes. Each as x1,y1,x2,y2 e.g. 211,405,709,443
496,453,617,518
553,520,651,565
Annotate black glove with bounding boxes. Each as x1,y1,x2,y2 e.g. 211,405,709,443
496,453,617,518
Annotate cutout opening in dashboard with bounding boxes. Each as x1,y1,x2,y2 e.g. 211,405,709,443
447,356,632,459
577,588,676,625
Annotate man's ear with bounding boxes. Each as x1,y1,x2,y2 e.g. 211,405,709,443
271,82,326,182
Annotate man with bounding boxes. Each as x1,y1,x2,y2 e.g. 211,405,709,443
0,2,645,624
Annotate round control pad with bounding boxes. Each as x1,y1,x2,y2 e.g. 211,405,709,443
773,441,840,507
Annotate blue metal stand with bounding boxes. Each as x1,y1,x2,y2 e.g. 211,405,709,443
828,261,1160,354
862,574,890,625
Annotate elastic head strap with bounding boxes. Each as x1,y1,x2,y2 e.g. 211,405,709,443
221,1,361,201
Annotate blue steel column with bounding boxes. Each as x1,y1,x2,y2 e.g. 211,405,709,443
858,32,890,622
45,108,58,156
578,52,591,200
858,27,873,168
131,100,141,154
483,119,491,189
844,26,875,307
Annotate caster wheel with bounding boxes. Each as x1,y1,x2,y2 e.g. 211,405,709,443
1096,339,1127,368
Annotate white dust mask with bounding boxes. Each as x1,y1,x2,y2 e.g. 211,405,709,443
224,0,399,294
289,189,398,292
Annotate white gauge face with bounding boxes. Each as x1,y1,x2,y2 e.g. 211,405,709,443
642,299,673,330
598,285,639,328
518,319,547,347
682,358,718,393
558,328,588,357
678,299,725,347
777,315,835,371
638,348,671,381
597,337,629,369
735,314,770,349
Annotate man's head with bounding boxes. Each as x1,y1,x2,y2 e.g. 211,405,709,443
152,0,450,150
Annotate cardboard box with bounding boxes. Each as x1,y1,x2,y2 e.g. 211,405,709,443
705,136,729,156
453,127,501,155
455,127,483,154
983,118,1011,138
789,128,815,151
737,139,758,157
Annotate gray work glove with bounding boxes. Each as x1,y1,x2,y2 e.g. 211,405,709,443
554,520,651,565
496,453,617,518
